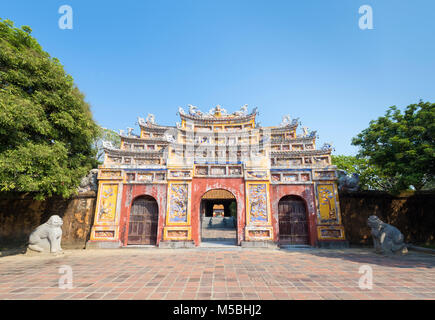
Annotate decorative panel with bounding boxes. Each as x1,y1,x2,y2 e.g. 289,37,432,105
247,183,269,224
137,173,153,182
271,174,281,182
282,174,298,182
155,173,165,181
99,170,122,180
245,226,273,241
163,227,191,240
94,230,115,238
317,226,345,240
246,171,268,179
301,173,310,181
317,184,339,224
167,183,189,225
314,170,336,180
210,166,226,175
195,166,208,176
229,166,242,175
96,184,118,222
169,170,191,178
91,225,118,241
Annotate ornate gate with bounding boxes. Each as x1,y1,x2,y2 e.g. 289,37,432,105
278,195,309,245
128,196,158,245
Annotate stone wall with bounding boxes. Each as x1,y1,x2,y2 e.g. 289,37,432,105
0,192,96,249
339,191,435,246
1,190,434,249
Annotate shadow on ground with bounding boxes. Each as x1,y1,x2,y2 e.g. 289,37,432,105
0,244,28,258
279,246,435,269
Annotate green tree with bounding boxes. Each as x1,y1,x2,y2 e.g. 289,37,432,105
351,101,435,192
331,155,396,191
93,126,121,163
0,19,100,199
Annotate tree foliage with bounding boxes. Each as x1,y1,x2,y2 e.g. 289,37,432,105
0,19,100,199
93,126,121,163
351,101,435,192
331,155,396,191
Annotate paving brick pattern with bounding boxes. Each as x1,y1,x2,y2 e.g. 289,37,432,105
0,248,434,300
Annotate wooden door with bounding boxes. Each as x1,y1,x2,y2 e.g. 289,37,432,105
278,196,309,245
128,196,158,245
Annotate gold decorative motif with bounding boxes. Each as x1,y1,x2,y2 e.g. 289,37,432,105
246,171,267,179
170,171,191,178
247,184,268,224
137,173,153,182
314,171,335,179
97,184,118,221
195,166,208,175
167,184,189,224
245,226,273,240
94,230,115,238
317,184,338,223
99,170,122,179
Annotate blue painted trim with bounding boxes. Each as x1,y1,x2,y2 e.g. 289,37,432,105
194,161,242,165
123,168,167,171
270,168,312,172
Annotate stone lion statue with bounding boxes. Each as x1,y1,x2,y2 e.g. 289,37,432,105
337,170,360,192
28,215,64,253
367,215,408,255
78,169,98,193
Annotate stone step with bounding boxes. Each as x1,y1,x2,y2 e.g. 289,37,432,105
201,216,236,229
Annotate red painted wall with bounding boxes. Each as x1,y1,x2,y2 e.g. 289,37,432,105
119,184,167,246
119,181,319,247
270,184,318,246
191,178,246,246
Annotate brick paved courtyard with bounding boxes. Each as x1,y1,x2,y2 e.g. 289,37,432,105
0,248,434,300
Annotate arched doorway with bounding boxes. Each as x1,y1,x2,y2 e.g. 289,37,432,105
128,195,158,245
278,195,309,245
200,189,237,245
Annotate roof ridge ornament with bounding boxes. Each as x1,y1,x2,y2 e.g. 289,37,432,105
308,130,317,138
188,104,204,117
178,106,185,115
233,104,248,116
208,105,228,117
321,142,334,151
178,104,257,119
137,116,146,126
280,115,291,127
146,113,155,125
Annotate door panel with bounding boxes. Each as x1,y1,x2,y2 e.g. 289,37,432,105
279,196,309,245
128,196,158,245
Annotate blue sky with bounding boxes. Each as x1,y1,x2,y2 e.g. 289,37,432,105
1,0,434,155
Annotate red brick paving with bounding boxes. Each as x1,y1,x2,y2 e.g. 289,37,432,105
0,248,434,300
